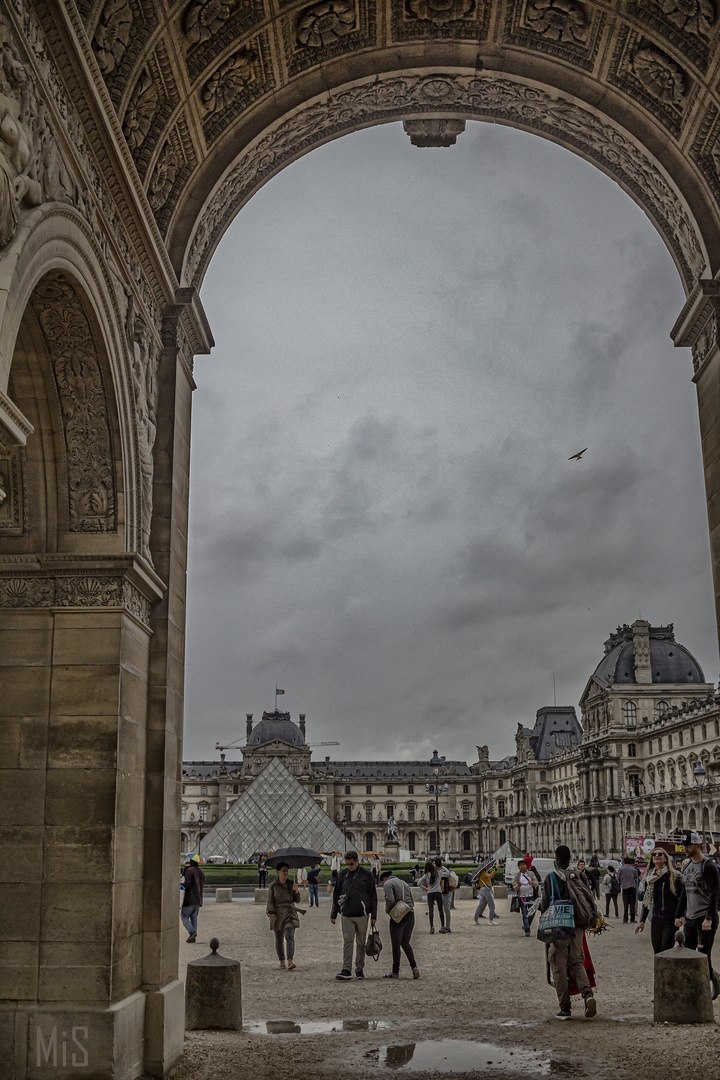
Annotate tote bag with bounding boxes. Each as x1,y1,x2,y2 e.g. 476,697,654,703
537,872,575,943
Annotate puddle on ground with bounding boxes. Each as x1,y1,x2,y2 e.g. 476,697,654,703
245,1019,393,1035
362,1040,552,1075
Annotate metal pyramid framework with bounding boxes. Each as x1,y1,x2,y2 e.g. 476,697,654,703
197,756,355,862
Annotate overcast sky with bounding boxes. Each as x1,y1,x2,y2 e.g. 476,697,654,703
183,119,719,765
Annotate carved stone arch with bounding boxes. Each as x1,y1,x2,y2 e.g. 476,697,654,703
0,207,148,558
175,69,710,294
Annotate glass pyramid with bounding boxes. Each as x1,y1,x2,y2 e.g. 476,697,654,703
198,756,356,862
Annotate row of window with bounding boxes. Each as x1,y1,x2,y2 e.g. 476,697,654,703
341,802,476,822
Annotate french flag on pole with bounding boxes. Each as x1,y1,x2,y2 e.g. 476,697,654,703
276,687,285,696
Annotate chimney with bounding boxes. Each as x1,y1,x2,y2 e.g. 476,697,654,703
299,714,306,738
632,620,652,684
325,755,330,762
246,714,253,739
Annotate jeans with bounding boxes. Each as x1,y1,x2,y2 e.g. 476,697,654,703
474,886,496,920
683,914,719,979
604,894,619,917
389,911,416,973
622,887,637,921
427,893,444,929
258,871,267,888
442,893,452,930
549,934,591,1012
650,917,677,954
309,883,319,907
180,905,200,936
274,925,295,962
520,897,532,933
341,913,369,972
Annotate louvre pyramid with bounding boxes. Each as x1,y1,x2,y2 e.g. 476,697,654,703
198,756,355,862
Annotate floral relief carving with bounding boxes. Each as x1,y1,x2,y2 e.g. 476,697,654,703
297,1,356,46
92,0,133,75
201,47,256,112
185,73,705,291
31,274,116,534
407,0,474,23
652,0,714,37
0,570,152,624
123,69,158,150
148,140,179,210
631,45,685,104
524,0,588,43
184,0,232,43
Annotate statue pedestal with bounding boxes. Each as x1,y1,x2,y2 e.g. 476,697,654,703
385,841,400,863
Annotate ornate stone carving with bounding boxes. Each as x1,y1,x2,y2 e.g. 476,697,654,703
524,0,588,43
184,0,232,43
0,562,155,626
297,1,356,46
201,47,256,113
92,0,133,75
407,0,474,23
403,117,466,145
0,445,24,535
148,140,179,210
185,72,705,291
631,44,685,104
31,273,116,533
0,26,43,246
123,68,158,150
125,296,159,561
652,0,714,37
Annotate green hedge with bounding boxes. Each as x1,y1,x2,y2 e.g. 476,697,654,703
194,861,479,885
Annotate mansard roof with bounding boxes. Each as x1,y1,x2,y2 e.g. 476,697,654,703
529,706,583,761
311,760,473,777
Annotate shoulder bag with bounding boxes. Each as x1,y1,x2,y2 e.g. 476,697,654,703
537,872,576,943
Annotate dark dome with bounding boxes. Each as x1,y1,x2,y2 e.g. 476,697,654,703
246,710,306,747
592,624,705,686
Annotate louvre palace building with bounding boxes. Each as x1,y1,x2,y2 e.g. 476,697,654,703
183,620,720,862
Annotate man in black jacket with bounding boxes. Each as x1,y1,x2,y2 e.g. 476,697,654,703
675,830,720,999
181,855,205,943
331,851,377,980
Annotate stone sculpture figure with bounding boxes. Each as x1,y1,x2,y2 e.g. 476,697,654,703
129,310,159,561
387,814,398,842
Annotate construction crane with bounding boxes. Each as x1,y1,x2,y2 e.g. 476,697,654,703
215,738,339,751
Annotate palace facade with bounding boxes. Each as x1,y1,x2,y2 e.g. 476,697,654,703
183,620,720,861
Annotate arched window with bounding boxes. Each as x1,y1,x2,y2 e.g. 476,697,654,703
498,779,504,789
181,833,188,850
657,700,669,718
623,701,637,730
364,831,375,851
461,830,472,851
499,829,506,845
407,831,417,851
314,784,321,793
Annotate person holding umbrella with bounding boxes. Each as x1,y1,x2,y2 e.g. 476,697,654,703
266,863,303,970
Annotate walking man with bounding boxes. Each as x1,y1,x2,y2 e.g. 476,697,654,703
331,851,377,980
617,857,639,923
674,830,720,999
539,845,597,1020
307,863,321,908
181,854,204,943
474,862,500,923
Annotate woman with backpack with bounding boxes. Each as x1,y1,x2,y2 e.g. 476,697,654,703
601,864,620,918
416,858,448,933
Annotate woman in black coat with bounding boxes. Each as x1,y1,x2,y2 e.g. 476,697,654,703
635,848,682,953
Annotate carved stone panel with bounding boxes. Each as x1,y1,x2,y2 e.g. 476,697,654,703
120,40,180,180
90,0,160,106
689,103,720,218
504,0,606,72
147,115,197,235
0,445,25,535
200,31,275,144
390,0,489,43
30,274,117,534
607,27,693,137
282,1,377,78
627,0,716,74
181,0,267,84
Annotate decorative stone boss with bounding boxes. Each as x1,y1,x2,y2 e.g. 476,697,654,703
185,938,242,1030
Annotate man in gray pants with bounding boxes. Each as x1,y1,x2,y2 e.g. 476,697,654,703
331,852,378,980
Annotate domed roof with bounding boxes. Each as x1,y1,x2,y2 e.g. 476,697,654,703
246,710,306,748
592,623,705,686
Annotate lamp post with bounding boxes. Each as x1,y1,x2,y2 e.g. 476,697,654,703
618,809,625,860
578,833,586,860
694,759,707,853
485,812,491,860
426,750,449,858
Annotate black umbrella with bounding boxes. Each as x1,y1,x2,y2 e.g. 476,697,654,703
266,846,323,869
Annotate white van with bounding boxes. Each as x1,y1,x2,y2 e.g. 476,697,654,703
503,857,555,888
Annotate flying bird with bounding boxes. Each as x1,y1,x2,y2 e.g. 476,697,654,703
568,448,588,460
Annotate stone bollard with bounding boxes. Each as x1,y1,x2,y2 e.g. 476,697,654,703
254,888,269,903
654,931,715,1024
185,938,242,1030
456,885,473,900
215,887,232,902
410,887,425,904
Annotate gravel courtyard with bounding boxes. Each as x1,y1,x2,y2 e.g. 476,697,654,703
168,893,720,1080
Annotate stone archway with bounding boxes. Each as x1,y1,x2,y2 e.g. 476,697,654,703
4,2,720,1077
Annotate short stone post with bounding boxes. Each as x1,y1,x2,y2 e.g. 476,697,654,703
215,887,232,902
654,931,715,1024
185,938,242,1030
